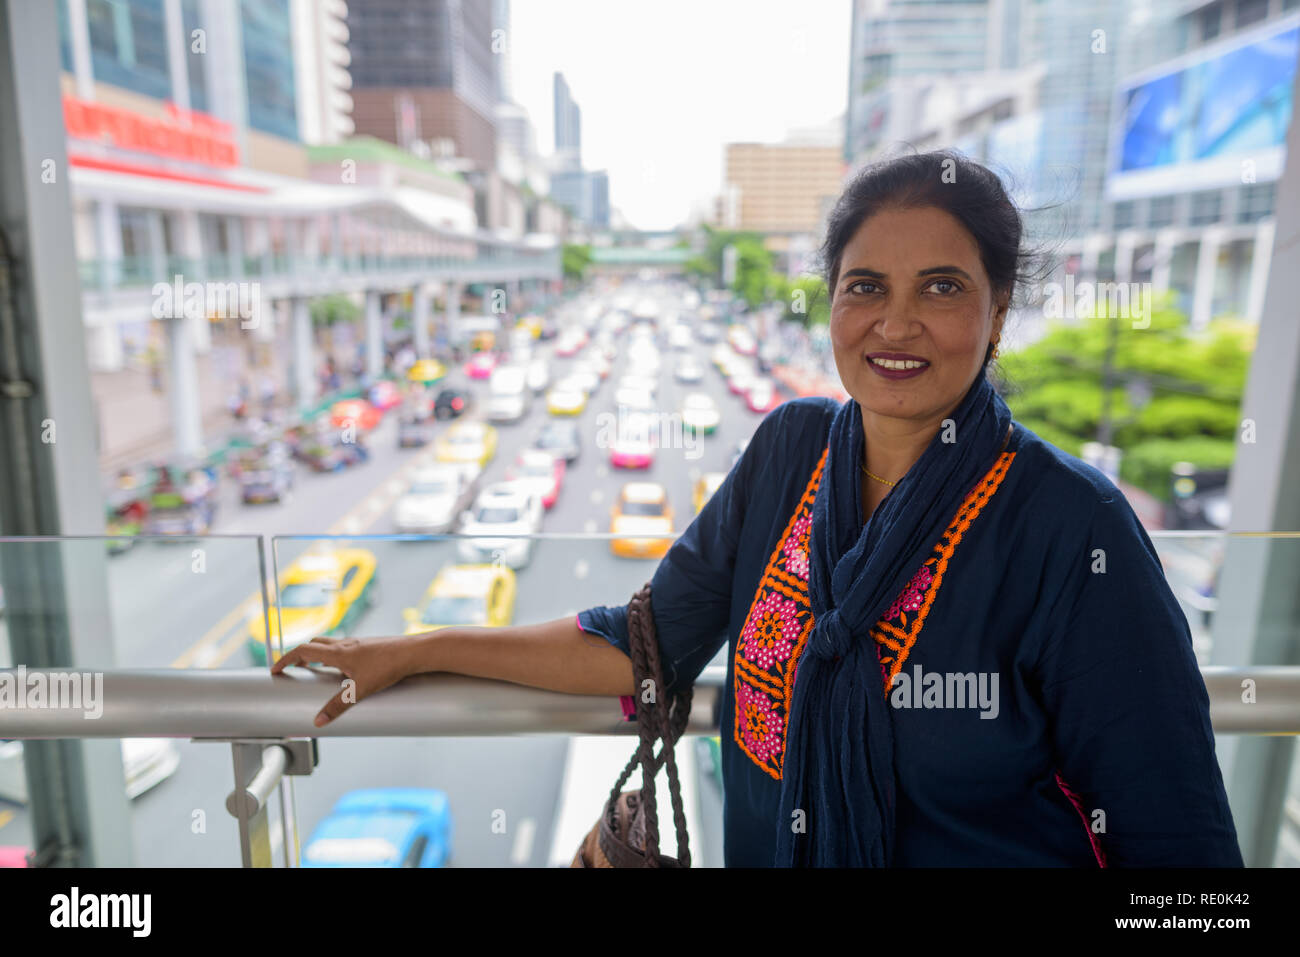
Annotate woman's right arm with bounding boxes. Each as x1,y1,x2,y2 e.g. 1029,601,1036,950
270,615,635,727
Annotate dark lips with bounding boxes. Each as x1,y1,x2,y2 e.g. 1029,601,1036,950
867,354,930,380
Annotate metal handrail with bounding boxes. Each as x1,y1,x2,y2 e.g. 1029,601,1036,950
0,667,721,739
0,665,1295,739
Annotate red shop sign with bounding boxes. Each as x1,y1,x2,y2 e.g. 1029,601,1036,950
63,96,239,168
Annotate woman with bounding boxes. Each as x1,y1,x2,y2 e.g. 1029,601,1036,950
273,151,1242,868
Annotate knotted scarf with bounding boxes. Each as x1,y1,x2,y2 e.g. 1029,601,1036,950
774,372,1013,866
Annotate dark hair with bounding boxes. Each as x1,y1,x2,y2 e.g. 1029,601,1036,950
818,149,1034,368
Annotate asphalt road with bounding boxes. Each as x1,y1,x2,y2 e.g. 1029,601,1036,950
0,314,762,866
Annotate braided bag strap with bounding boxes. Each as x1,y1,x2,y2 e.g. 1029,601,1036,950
603,581,693,867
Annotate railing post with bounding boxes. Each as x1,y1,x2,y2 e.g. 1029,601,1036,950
224,738,317,868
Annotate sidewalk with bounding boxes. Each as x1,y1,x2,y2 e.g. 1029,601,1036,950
91,345,289,475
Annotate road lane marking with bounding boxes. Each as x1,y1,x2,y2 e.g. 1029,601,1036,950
171,597,260,669
573,559,589,580
510,817,536,865
589,490,603,504
0,809,14,831
583,519,597,533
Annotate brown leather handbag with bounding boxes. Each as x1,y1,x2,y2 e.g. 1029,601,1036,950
571,582,693,868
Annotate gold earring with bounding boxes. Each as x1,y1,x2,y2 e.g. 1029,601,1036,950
990,337,1001,361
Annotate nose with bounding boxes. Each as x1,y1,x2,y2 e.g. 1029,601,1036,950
876,300,922,342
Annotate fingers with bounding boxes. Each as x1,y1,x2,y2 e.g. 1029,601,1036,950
270,638,339,673
314,686,358,727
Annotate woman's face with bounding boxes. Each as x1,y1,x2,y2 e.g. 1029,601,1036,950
829,204,1006,428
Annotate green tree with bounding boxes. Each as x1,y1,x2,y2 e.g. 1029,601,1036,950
562,243,592,282
998,301,1252,501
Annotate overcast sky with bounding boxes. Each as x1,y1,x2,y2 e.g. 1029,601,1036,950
508,0,852,230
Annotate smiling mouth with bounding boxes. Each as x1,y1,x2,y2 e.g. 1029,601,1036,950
868,356,929,370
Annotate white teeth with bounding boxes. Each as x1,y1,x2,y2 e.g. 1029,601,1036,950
870,357,928,370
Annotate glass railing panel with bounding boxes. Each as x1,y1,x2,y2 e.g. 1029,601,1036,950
0,535,271,867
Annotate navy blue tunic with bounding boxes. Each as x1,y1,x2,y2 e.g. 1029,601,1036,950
578,397,1242,867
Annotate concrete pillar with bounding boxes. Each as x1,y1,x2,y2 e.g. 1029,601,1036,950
95,198,122,292
1245,220,1276,326
365,289,383,379
412,284,431,358
446,281,461,343
65,0,94,98
1191,228,1224,330
88,322,125,372
165,315,203,457
292,297,317,409
1151,230,1177,294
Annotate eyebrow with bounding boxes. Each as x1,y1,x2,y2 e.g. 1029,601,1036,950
841,265,975,282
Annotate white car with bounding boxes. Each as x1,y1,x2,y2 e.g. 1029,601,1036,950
393,464,480,534
0,737,179,804
569,365,600,396
457,483,544,569
487,366,531,423
614,387,656,415
675,361,703,384
526,358,549,395
668,325,693,350
617,374,657,398
681,393,720,433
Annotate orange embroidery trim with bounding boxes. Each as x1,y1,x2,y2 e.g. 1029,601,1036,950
871,449,1016,690
732,447,1017,780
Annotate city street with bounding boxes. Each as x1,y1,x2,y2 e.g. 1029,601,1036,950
0,308,760,866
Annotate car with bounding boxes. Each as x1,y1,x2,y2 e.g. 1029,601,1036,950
693,472,728,514
505,449,565,509
367,380,403,411
674,361,704,384
330,399,382,432
0,737,180,805
616,374,657,398
406,359,447,386
668,325,693,350
457,483,544,569
464,353,498,379
397,413,434,448
237,442,295,504
555,330,588,356
393,464,480,534
728,325,758,355
568,365,600,396
610,414,657,469
610,482,674,559
516,315,543,339
533,420,581,463
745,380,781,413
246,546,378,665
681,393,720,435
302,789,451,868
142,466,218,535
288,423,370,472
613,387,655,417
433,388,472,420
403,563,517,635
728,369,756,395
526,358,549,395
434,420,497,468
546,383,587,416
486,366,531,424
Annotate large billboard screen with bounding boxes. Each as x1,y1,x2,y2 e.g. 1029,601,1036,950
1107,15,1299,200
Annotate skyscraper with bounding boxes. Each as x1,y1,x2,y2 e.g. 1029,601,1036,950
553,71,581,170
346,0,498,169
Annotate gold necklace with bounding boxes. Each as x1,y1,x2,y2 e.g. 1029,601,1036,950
860,460,897,487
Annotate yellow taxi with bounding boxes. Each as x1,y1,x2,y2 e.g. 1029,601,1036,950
434,420,498,467
546,381,587,416
516,315,544,339
402,563,517,635
407,359,447,385
692,472,727,515
247,546,378,665
610,482,675,559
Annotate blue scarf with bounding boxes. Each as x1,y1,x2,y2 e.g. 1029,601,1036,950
774,373,1013,866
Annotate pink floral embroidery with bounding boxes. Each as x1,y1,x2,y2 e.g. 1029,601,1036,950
885,564,933,622
739,590,800,669
781,514,812,579
737,683,784,763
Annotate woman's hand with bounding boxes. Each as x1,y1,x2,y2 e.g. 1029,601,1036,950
270,634,431,727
